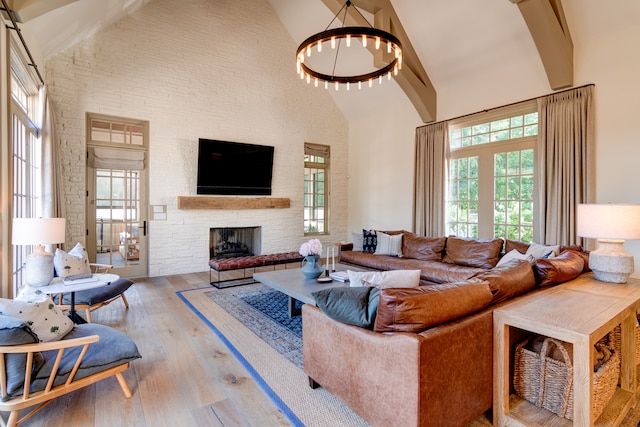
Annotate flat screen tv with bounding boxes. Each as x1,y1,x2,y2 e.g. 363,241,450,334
197,139,274,195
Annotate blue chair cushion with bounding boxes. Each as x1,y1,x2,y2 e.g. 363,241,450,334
0,314,41,397
4,323,141,400
57,278,133,306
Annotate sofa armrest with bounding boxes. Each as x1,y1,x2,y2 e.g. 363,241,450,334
303,304,423,426
302,303,494,427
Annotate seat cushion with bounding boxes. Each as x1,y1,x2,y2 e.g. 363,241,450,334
6,323,142,400
0,315,41,397
57,278,133,306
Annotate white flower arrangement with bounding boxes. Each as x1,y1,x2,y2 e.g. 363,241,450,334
299,238,323,257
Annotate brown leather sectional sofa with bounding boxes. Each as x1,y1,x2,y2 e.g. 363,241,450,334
303,232,588,427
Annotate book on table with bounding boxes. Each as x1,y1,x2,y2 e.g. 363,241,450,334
63,274,99,285
329,271,349,282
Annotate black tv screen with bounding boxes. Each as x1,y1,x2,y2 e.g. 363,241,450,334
197,139,274,195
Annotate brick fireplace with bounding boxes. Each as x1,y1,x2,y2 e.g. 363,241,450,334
209,226,261,259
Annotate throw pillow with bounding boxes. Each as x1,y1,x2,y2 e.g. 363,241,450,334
533,250,585,287
496,249,535,267
54,242,91,278
525,242,560,260
401,232,446,261
0,297,74,342
312,286,380,329
351,231,364,252
374,232,403,257
374,280,493,333
504,239,530,255
442,236,504,269
362,229,377,253
473,259,536,304
348,269,421,289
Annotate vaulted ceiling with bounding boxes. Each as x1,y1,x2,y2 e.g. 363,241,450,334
8,0,575,123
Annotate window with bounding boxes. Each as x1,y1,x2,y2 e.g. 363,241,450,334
10,49,42,296
304,143,330,235
447,104,538,242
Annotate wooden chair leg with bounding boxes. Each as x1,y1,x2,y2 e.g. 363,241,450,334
115,372,133,398
85,308,92,323
7,410,19,427
120,293,129,309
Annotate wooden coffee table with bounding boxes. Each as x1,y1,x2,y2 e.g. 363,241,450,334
253,264,368,316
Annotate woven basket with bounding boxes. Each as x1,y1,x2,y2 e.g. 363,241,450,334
513,336,620,420
611,320,640,364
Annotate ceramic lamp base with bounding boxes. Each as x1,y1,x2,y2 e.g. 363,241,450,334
590,239,634,284
25,246,54,287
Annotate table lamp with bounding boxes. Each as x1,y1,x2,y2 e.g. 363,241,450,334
577,204,640,283
12,218,66,286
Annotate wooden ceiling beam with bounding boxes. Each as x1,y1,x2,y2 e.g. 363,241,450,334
510,0,573,89
321,0,437,123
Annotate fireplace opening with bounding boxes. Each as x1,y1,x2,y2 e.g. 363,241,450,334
210,227,261,259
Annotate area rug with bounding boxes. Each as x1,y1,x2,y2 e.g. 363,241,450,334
177,284,370,427
179,284,640,427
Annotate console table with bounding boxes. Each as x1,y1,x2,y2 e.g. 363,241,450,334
493,273,640,426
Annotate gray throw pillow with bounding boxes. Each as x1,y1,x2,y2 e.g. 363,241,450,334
312,286,380,329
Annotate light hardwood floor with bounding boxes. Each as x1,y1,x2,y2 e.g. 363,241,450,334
11,270,294,427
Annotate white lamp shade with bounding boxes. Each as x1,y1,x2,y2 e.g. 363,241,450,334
577,204,640,240
12,218,66,245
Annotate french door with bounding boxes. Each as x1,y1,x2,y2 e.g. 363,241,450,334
86,161,148,278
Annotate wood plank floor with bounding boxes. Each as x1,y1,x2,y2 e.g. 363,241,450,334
12,269,294,427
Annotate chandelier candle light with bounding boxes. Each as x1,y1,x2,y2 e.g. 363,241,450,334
296,0,403,91
577,203,640,283
12,217,66,287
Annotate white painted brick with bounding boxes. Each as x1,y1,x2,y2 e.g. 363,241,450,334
44,0,349,277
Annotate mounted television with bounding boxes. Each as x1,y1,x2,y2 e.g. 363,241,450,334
197,139,274,195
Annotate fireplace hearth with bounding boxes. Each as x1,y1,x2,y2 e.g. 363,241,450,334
210,227,261,259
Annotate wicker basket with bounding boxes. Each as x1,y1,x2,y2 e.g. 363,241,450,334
513,336,620,420
611,318,640,364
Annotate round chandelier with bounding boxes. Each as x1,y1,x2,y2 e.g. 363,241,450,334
296,1,403,91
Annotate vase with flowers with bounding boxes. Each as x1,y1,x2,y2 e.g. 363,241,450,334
299,238,324,279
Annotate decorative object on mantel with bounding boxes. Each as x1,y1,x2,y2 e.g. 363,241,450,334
300,239,324,279
12,218,66,286
177,196,290,210
296,0,403,91
577,203,640,283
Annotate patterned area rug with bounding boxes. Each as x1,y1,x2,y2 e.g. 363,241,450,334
206,284,304,369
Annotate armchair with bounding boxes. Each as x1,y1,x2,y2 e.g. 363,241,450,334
55,263,132,323
0,314,140,427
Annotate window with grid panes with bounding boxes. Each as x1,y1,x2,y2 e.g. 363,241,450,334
304,143,330,235
10,51,42,296
448,104,538,242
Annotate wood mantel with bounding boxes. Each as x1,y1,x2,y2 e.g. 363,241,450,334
177,196,290,210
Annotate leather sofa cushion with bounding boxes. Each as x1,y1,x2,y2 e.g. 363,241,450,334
533,250,585,287
401,232,445,261
472,259,536,304
373,280,493,333
443,236,503,269
505,239,583,255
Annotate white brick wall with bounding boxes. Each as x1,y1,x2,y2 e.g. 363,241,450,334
45,0,349,277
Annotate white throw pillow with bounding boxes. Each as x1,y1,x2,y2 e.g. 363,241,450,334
0,297,74,342
374,232,403,257
496,249,535,267
525,242,560,260
351,231,364,252
54,242,91,278
348,269,421,289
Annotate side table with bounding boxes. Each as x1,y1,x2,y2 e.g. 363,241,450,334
493,273,640,426
45,273,120,323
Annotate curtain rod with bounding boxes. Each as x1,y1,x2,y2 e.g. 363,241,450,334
418,83,595,129
0,1,44,86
